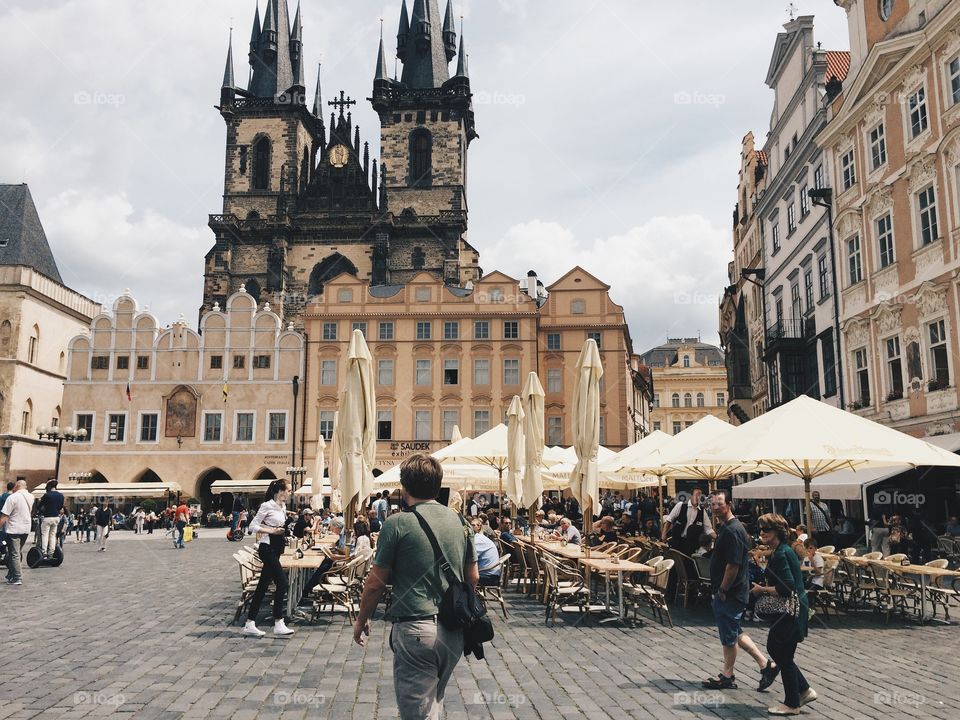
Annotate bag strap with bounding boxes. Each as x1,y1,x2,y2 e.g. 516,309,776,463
409,506,462,587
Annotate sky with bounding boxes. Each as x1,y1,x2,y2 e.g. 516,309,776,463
0,0,850,352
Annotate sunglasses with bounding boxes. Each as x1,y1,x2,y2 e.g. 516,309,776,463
758,526,775,532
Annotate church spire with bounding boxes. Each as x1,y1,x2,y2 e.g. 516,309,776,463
400,0,450,89
454,30,468,78
312,63,323,116
290,1,305,90
397,0,410,61
442,0,457,62
375,35,390,81
249,2,262,62
249,0,296,100
222,28,236,89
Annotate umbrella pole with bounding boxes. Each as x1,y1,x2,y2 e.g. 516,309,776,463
498,467,504,519
658,474,664,519
803,476,813,535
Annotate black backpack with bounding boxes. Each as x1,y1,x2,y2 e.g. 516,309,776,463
409,507,494,660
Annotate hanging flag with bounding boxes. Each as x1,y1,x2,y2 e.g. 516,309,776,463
223,382,228,403
126,383,132,402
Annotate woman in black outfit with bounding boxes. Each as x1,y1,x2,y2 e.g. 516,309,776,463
242,479,294,637
751,513,816,716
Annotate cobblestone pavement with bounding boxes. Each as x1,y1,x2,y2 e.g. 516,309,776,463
2,532,958,719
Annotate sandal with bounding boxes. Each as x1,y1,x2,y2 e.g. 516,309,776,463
702,673,737,689
759,660,779,691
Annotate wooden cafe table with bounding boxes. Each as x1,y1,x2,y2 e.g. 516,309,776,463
843,556,960,624
579,557,654,624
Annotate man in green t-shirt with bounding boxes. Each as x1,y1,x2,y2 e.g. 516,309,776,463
353,454,478,720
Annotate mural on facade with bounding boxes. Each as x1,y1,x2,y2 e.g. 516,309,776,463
164,386,197,437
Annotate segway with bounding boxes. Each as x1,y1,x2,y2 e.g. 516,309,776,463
226,527,243,542
26,519,64,569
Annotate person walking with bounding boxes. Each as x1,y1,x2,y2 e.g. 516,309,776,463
230,494,244,535
56,508,69,553
74,508,85,543
704,489,777,692
134,507,145,535
36,480,65,560
94,501,112,552
242,479,294,637
174,500,189,549
146,510,156,534
0,480,34,585
85,505,96,543
352,454,479,720
752,513,816,715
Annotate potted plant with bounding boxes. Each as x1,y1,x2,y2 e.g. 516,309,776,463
928,379,945,392
886,389,903,402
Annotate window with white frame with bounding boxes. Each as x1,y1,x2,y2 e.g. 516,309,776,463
804,269,814,311
503,358,520,385
929,319,950,388
847,234,863,285
546,416,563,446
876,213,894,268
322,322,337,341
107,413,126,443
474,410,491,436
443,359,459,385
415,359,431,385
76,413,93,442
587,331,602,348
854,348,870,405
268,412,286,442
814,164,824,189
908,86,928,139
378,322,394,341
443,321,459,340
351,322,367,337
800,184,810,217
696,392,705,407
377,410,393,440
473,358,490,385
791,282,802,319
869,123,887,171
320,359,336,385
717,392,726,406
683,392,692,408
547,368,562,393
672,421,682,435
671,393,680,408
139,413,158,442
818,255,829,299
415,410,431,441
378,359,394,386
546,333,561,351
203,412,221,442
950,57,960,105
416,321,432,340
772,220,781,253
787,202,797,234
841,149,856,190
442,410,459,441
503,321,519,340
319,411,334,440
885,336,904,399
653,393,660,408
235,412,254,442
918,185,939,245
474,320,489,340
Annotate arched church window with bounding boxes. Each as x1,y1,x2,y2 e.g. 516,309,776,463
245,279,262,304
412,247,426,270
252,137,271,190
409,129,432,188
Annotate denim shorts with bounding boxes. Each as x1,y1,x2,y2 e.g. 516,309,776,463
711,594,744,647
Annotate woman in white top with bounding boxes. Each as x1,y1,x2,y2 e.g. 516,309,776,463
352,520,372,556
243,479,295,637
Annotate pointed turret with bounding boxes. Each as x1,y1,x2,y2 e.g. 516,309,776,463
221,29,237,108
400,0,450,88
312,64,323,116
249,2,262,62
249,0,296,100
442,0,457,63
375,36,390,82
397,0,410,61
290,2,305,90
454,32,468,78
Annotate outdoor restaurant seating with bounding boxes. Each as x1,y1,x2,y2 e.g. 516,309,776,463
867,561,920,624
623,558,674,627
542,553,591,626
818,545,836,554
477,554,512,619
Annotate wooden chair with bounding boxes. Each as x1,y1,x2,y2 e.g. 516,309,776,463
477,554,511,619
667,550,697,608
542,555,590,626
840,547,858,557
868,561,919,623
925,559,959,620
818,545,836,555
625,558,674,627
808,557,838,617
311,554,367,622
232,552,263,623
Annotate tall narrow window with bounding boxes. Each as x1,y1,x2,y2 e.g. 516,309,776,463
869,123,887,171
818,255,829,299
252,136,271,190
950,57,960,105
854,349,870,405
908,87,928,139
474,410,491,436
319,411,335,440
377,410,393,441
841,149,856,190
929,319,950,388
877,213,894,268
886,337,904,399
414,410,431,441
415,359,432,386
442,410,459,441
804,269,814,311
918,186,939,246
378,359,394,386
409,129,432,187
546,416,563,445
821,334,837,397
473,358,490,385
847,235,862,285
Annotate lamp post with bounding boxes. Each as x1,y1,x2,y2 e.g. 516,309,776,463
291,375,300,468
809,186,845,410
37,426,87,483
287,466,307,494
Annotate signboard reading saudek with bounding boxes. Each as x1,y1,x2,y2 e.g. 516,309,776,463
385,441,435,459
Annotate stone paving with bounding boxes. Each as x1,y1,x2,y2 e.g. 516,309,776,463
2,531,959,719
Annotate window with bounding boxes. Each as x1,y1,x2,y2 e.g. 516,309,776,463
814,164,824,190
378,359,394,386
474,321,489,340
252,136,271,190
696,392,705,407
319,411,335,440
876,213,894,268
442,410,459,441
107,414,126,443
818,255,829,299
473,358,490,385
338,289,354,304
232,355,245,370
822,334,837,397
587,331,602,348
377,410,393,441
929,319,950,388
320,360,336,386
950,57,960,105
416,359,432,385
139,413,158,442
547,368,562,393
415,410,431,441
791,282,802,319
91,356,109,370
775,297,784,326
885,337,904,399
683,393,692,408
136,355,149,370
672,421,682,435
546,333,561,351
918,186,939,246
379,322,394,341
443,321,459,340
653,393,660,408
869,123,887,170
76,413,93,442
351,322,367,337
416,321,432,340
547,416,563,446
671,393,680,408
503,321,519,340
235,413,254,442
503,358,520,385
847,235,862,285
787,202,797,234
210,355,223,370
21,410,30,435
412,249,426,271
254,355,270,369
116,356,129,370
409,129,432,187
268,412,286,442
474,410,491,436
855,348,870,405
908,87,928,139
683,355,690,368
203,413,222,442
322,322,337,341
570,300,586,315
800,184,810,217
443,359,459,385
804,269,814,311
653,421,661,432
772,222,781,253
717,392,726,407
841,149,856,190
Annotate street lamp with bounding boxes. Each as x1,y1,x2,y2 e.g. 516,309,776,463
37,426,87,483
808,186,845,409
286,466,307,493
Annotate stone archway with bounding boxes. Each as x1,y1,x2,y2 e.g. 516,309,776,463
197,467,232,513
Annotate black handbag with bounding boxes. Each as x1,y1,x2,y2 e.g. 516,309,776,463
409,508,494,659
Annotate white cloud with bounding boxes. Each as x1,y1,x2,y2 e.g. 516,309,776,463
484,215,729,350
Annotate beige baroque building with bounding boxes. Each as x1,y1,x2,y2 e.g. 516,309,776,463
59,290,304,503
0,184,100,486
823,0,960,435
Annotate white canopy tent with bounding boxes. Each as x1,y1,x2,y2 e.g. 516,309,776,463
294,479,333,497
210,479,274,495
33,482,182,499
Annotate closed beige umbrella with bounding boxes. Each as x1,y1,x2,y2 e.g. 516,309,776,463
506,395,526,513
310,435,326,511
336,329,377,533
328,414,342,512
570,339,603,542
521,372,546,531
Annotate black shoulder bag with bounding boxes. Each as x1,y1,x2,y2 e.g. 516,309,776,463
409,507,494,659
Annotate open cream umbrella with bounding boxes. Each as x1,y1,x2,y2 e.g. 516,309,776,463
309,435,326,511
569,338,603,541
336,329,377,533
671,394,960,531
600,430,673,506
521,372,546,532
506,396,526,514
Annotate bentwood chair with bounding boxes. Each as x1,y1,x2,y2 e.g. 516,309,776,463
542,555,590,626
476,554,511,620
624,558,674,627
925,559,960,620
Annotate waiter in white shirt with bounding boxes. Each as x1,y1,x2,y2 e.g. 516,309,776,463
662,487,715,555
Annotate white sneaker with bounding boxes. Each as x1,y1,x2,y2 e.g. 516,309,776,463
273,620,294,637
242,621,265,637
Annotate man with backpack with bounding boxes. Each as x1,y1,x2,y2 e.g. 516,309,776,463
353,454,479,720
